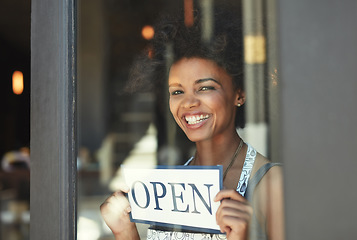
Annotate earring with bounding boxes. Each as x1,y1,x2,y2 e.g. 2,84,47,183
237,103,241,107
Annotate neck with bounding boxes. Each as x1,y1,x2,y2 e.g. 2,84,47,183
194,132,242,166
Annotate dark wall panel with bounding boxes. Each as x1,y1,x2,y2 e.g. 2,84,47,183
279,0,357,239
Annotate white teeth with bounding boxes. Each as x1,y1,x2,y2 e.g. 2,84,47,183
185,114,209,125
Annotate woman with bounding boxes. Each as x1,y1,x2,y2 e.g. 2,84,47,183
100,4,284,240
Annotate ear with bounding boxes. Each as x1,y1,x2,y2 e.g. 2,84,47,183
235,89,246,107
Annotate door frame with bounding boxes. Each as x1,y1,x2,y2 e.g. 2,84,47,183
30,0,77,239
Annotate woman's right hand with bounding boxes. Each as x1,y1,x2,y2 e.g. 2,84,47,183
214,189,253,240
100,184,139,239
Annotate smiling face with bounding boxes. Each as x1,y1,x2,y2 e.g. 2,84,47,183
168,57,242,143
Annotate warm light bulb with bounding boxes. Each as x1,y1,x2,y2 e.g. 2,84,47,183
12,71,24,95
141,25,155,40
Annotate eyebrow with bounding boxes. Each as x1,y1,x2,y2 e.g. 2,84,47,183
195,78,221,85
168,78,221,88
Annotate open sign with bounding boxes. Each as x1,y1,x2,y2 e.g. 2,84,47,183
122,165,223,233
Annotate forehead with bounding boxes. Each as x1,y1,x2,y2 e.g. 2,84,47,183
168,57,232,84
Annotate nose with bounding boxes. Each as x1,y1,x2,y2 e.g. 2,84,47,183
182,94,200,109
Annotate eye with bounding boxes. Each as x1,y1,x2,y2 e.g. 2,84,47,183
199,86,215,91
170,90,184,96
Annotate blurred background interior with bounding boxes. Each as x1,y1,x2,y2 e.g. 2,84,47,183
0,0,278,239
1,0,31,239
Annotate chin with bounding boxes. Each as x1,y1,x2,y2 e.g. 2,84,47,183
185,133,209,143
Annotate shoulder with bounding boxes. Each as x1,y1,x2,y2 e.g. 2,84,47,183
254,158,285,240
250,152,282,178
246,148,285,239
250,153,283,199
250,152,283,181
247,149,284,206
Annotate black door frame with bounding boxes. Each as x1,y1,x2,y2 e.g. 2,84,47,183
30,0,77,239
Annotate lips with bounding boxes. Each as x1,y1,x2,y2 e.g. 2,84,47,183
184,114,210,125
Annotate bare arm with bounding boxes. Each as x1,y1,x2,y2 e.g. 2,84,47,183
256,166,285,240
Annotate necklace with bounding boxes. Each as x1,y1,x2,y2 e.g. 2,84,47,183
222,139,244,180
192,139,244,180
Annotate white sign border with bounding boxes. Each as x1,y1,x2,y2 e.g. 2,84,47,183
124,165,223,234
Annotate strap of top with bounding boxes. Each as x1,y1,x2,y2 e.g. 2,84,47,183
236,143,256,196
183,156,193,166
244,162,282,201
244,162,282,240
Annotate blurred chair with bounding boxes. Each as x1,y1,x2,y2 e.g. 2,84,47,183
0,148,30,240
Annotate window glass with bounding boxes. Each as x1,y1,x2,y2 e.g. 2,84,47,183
77,1,280,239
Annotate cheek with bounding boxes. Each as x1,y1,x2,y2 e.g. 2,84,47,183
169,101,185,129
209,96,235,118
169,99,178,117
205,95,228,110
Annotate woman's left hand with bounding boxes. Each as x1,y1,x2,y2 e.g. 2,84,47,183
214,189,253,240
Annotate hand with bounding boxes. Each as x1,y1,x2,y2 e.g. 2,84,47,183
100,184,139,239
214,189,253,240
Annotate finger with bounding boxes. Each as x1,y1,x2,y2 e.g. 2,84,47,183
111,185,131,199
224,226,231,235
220,226,231,234
112,191,126,198
100,201,132,223
115,182,131,193
216,200,253,224
214,189,247,202
219,215,249,236
216,206,251,224
219,198,251,209
102,193,131,212
100,201,117,216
